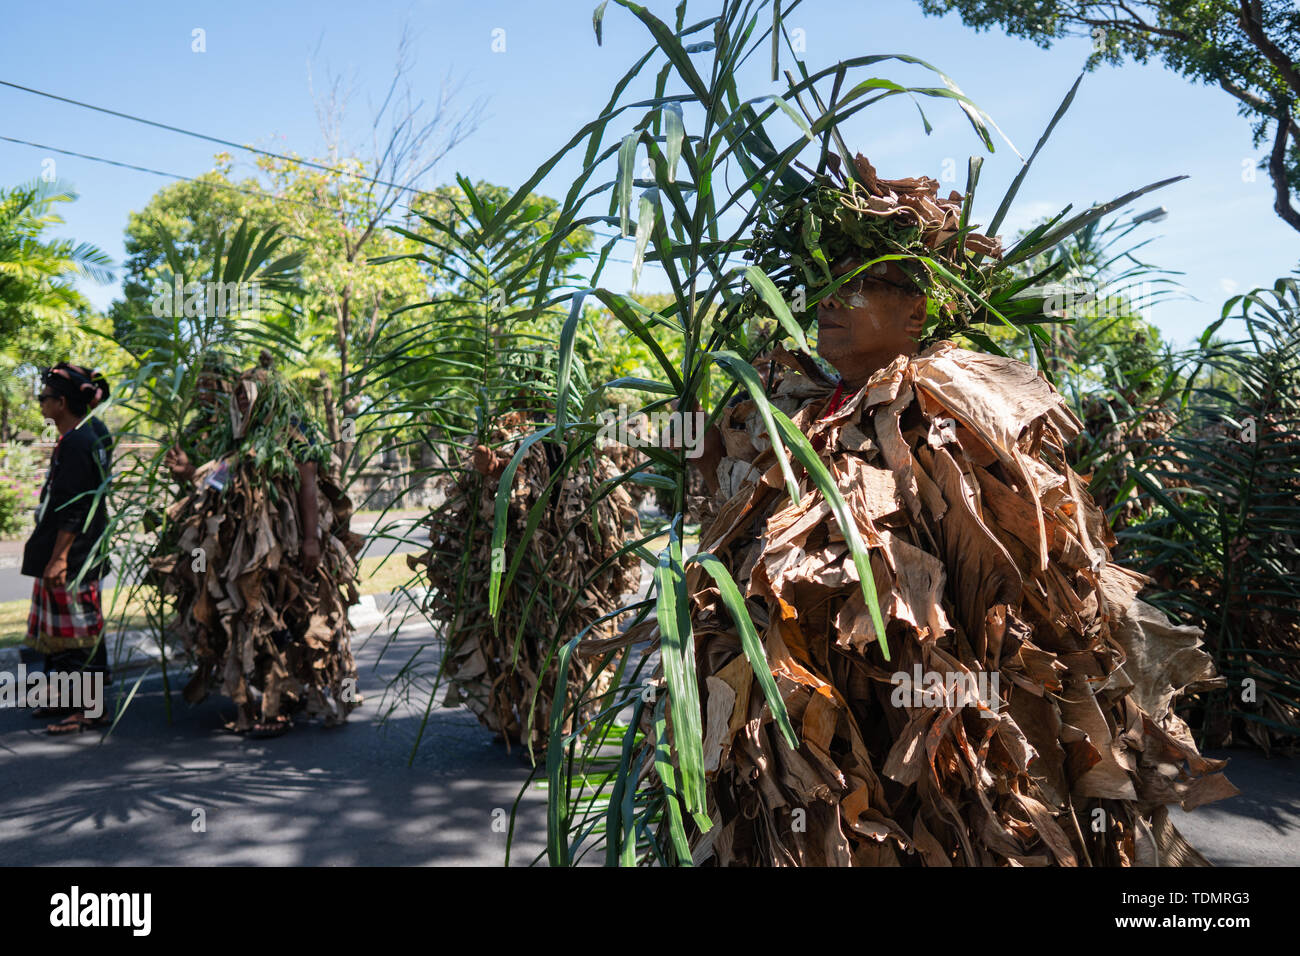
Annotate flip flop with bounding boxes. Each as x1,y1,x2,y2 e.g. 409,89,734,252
247,717,292,739
45,713,110,735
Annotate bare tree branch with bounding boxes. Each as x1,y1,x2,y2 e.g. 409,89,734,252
1065,0,1192,42
1269,100,1300,232
1219,75,1300,141
300,19,486,463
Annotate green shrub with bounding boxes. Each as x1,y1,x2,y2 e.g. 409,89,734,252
0,481,27,537
0,443,43,538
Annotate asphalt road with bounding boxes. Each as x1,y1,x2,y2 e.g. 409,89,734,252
0,613,551,867
0,546,1296,867
1170,753,1300,867
0,609,1296,866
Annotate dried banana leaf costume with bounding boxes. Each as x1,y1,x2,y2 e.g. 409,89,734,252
409,412,642,750
152,361,362,729
686,159,1236,866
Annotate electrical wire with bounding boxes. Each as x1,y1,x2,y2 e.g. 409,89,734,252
0,132,422,230
0,77,426,195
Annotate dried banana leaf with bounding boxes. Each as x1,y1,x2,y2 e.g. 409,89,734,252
149,455,362,730
673,342,1235,866
409,415,643,751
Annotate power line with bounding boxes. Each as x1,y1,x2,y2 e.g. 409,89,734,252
0,80,741,278
0,133,420,229
0,78,430,196
0,132,644,295
2,135,651,297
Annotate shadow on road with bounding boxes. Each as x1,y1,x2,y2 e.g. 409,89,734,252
0,622,549,866
2,602,1297,866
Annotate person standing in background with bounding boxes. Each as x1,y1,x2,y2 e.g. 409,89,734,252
22,363,113,734
154,351,361,737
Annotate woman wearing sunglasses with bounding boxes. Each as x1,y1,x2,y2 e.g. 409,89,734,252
22,362,113,734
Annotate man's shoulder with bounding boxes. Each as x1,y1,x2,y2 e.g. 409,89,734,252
62,418,112,470
910,341,1082,436
913,341,1051,388
61,419,104,450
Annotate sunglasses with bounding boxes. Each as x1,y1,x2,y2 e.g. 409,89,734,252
37,392,58,404
821,271,917,308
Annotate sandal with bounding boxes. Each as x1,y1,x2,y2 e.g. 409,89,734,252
45,713,110,735
247,717,292,739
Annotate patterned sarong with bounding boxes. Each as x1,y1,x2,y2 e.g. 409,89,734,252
25,578,105,655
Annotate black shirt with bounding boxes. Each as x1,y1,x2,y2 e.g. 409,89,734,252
22,416,113,581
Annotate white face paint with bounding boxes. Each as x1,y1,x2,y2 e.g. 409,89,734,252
230,380,259,439
842,291,882,331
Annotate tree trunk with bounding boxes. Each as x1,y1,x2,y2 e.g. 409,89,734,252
320,372,340,443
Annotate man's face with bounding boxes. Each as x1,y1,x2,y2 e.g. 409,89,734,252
815,258,927,373
197,374,226,413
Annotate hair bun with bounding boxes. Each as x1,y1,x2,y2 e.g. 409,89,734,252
41,362,111,412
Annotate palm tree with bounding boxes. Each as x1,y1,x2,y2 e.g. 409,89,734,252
1126,277,1300,752
0,180,114,437
0,180,113,340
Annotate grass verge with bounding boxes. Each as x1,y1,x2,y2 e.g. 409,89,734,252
0,552,420,648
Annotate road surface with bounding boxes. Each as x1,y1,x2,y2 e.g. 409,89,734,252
0,611,551,866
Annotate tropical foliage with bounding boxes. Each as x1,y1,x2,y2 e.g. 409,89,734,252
1123,277,1300,752
0,180,117,440
481,0,1201,865
0,0,1295,869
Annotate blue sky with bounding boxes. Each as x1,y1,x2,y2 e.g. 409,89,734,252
2,0,1296,346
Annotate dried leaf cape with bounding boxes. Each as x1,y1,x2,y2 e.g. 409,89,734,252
408,412,643,750
150,364,362,729
684,343,1236,866
678,156,1236,866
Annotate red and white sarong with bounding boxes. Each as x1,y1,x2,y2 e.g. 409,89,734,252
25,578,105,655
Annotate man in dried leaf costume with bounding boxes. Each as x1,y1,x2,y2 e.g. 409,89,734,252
408,411,642,751
686,156,1237,866
152,352,362,736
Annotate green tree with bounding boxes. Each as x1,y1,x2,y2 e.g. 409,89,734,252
917,0,1300,233
245,152,433,441
0,180,112,338
111,28,481,456
1011,214,1187,520
0,180,115,439
1124,277,1300,750
107,168,272,338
